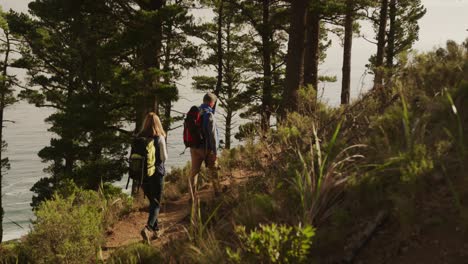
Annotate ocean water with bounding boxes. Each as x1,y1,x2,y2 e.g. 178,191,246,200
1,0,467,241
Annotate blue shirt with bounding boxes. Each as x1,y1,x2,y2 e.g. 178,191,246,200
200,104,219,153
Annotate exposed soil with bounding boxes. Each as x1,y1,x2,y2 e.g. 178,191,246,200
102,170,253,260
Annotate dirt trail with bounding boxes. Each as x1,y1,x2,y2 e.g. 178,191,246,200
103,171,252,258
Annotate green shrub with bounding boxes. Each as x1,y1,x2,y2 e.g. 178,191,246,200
183,231,227,264
233,193,277,230
399,144,434,182
0,242,27,264
236,139,264,170
227,224,315,264
100,183,133,228
219,148,242,175
22,190,104,264
164,163,191,201
107,243,163,264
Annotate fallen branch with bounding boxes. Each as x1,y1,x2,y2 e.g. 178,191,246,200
341,210,389,263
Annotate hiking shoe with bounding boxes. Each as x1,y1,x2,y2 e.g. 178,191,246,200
153,228,163,239
140,227,152,244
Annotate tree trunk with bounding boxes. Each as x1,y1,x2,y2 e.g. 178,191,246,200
373,0,389,90
162,17,174,133
0,97,3,244
283,0,309,115
0,31,11,244
261,0,272,131
225,16,233,149
0,85,4,244
341,0,354,105
304,7,320,91
215,0,224,99
386,0,397,70
225,109,232,149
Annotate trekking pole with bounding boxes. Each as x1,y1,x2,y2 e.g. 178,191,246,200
125,173,131,190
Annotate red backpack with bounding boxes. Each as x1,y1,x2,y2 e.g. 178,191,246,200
183,106,204,148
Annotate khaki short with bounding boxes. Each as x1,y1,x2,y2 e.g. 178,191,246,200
190,148,218,175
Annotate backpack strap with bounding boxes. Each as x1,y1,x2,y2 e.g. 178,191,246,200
146,139,156,177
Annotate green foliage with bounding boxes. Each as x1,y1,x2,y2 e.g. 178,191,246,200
400,40,468,97
22,190,104,264
184,231,227,264
164,163,193,201
287,121,364,225
235,140,264,170
0,7,20,243
100,183,134,228
399,144,434,182
8,1,133,206
233,193,277,230
217,139,265,174
0,242,27,264
227,224,315,264
368,0,426,71
107,243,163,264
219,0,288,127
192,0,256,149
446,92,466,164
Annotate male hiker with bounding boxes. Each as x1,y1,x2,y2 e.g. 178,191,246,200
186,92,220,215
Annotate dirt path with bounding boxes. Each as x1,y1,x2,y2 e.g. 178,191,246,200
103,170,253,259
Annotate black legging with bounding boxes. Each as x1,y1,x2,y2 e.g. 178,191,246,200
142,173,164,231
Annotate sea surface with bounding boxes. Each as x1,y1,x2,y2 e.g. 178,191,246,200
1,0,467,241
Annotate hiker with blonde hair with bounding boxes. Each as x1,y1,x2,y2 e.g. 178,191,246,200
133,112,168,243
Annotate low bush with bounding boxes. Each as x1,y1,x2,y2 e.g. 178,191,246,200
22,190,104,264
101,183,133,228
0,242,27,264
183,231,226,264
164,163,191,201
227,224,316,264
107,243,163,264
232,192,277,230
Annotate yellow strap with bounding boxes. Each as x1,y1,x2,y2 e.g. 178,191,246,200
146,140,156,177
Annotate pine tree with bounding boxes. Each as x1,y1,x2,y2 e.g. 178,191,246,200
159,0,200,132
373,0,389,91
224,0,288,130
303,2,321,91
0,8,18,244
371,0,425,91
386,0,426,70
8,0,133,207
340,0,375,105
340,0,354,105
193,1,255,149
113,0,198,133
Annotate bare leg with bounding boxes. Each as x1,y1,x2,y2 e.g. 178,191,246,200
206,151,220,195
189,148,203,227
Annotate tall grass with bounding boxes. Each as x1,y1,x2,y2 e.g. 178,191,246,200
446,92,466,166
289,121,364,225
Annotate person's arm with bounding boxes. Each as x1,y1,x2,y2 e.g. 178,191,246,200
159,137,168,162
206,113,218,154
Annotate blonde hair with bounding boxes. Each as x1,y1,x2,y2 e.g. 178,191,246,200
139,112,166,138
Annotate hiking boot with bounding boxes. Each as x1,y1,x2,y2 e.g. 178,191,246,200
140,226,152,244
153,228,163,239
